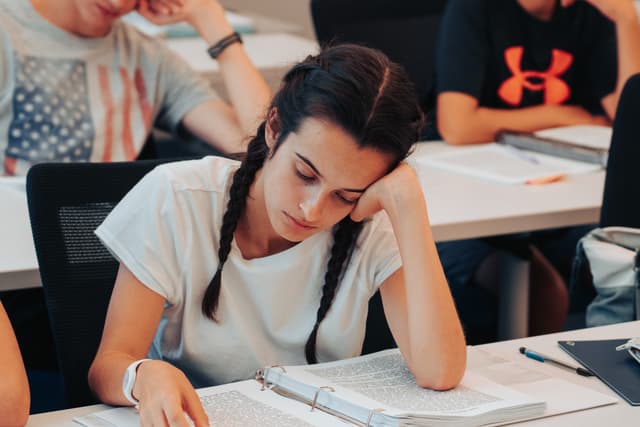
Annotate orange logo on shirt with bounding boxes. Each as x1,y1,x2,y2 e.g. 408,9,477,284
498,46,573,106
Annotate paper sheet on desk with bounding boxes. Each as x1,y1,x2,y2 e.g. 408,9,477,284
467,347,618,421
416,144,601,185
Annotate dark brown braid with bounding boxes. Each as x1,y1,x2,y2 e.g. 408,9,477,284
201,124,269,320
305,218,364,363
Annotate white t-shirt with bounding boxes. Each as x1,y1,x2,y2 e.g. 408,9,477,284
0,0,217,175
95,156,402,387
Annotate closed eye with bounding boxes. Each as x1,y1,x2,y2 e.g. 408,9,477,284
295,169,315,182
335,193,357,205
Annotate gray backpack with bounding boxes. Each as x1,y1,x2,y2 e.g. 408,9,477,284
574,227,640,327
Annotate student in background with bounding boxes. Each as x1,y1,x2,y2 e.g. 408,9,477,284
435,0,640,145
0,0,271,176
0,302,29,427
430,0,640,340
88,44,466,425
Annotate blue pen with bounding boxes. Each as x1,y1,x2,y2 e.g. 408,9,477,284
519,347,594,377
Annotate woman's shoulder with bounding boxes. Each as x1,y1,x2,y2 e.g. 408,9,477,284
152,155,240,197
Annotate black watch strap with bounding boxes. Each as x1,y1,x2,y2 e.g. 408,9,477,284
207,32,243,59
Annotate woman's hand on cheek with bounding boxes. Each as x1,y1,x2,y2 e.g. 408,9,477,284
350,163,422,222
349,184,382,222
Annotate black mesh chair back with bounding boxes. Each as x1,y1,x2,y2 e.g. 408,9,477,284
26,159,179,407
310,0,448,112
361,291,396,354
600,73,640,228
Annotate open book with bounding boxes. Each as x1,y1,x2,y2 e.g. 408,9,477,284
497,125,612,167
72,348,617,427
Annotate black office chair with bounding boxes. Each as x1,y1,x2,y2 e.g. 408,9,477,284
310,0,448,114
26,159,181,408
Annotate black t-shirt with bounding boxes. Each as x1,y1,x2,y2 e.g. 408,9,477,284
435,0,616,114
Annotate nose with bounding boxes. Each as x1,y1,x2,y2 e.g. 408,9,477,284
299,190,326,223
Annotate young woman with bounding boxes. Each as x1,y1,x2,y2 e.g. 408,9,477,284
0,302,30,427
89,44,466,427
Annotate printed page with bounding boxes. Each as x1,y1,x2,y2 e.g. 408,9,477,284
276,349,544,420
73,380,348,427
415,144,600,184
535,125,612,150
466,347,617,421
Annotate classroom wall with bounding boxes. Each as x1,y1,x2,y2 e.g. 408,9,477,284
220,0,315,38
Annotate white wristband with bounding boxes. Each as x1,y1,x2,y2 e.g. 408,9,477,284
122,359,151,406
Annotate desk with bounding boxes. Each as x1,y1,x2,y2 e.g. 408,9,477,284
25,321,640,426
0,180,39,291
408,142,605,338
408,142,604,242
0,142,604,293
166,33,320,95
475,320,640,426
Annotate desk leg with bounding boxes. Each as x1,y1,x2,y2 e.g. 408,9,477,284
497,252,530,340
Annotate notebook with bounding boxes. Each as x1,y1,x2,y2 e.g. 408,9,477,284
416,143,601,185
559,339,640,406
73,348,617,427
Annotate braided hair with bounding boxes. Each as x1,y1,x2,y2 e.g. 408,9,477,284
202,44,425,363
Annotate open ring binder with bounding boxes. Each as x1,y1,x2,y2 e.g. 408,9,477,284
365,408,385,426
310,386,335,411
256,365,286,391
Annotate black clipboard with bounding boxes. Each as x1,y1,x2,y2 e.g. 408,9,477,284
558,339,640,406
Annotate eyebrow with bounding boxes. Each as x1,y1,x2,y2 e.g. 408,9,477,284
295,153,367,193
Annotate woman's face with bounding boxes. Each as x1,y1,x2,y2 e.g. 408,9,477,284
260,117,394,243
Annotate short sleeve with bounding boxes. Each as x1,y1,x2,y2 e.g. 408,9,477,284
435,0,489,99
153,44,219,133
358,213,402,297
95,167,184,304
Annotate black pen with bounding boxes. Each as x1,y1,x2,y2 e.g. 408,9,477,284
519,347,594,377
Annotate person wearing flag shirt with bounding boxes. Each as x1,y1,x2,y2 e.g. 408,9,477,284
0,0,271,176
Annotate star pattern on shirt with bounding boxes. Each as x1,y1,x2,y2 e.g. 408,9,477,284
6,54,95,164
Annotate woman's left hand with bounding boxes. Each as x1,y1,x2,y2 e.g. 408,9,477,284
350,162,423,222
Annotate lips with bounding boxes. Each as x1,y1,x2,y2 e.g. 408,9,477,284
284,212,315,230
96,4,120,17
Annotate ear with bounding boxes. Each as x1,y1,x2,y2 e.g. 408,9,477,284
264,108,281,149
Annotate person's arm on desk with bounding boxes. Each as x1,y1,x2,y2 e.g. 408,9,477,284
140,0,271,153
0,302,29,427
88,265,209,427
437,93,608,145
350,164,467,389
